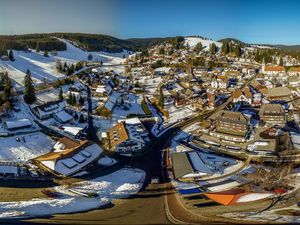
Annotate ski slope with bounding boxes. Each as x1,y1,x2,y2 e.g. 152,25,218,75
184,37,222,51
0,38,130,88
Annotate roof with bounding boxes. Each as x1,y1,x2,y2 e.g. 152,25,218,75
171,152,194,179
288,67,300,72
187,151,212,174
54,110,73,123
53,137,82,152
214,110,249,125
259,104,284,116
264,66,285,72
205,189,273,205
108,122,129,147
5,119,32,129
232,88,252,99
62,126,84,136
37,143,103,176
35,138,88,161
266,87,291,97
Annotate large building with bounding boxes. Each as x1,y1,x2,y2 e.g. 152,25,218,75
34,137,103,177
259,104,286,125
210,110,250,142
108,118,149,154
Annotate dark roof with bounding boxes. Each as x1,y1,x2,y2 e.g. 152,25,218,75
171,152,193,179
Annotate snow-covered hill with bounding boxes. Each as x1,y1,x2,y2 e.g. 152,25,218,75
0,38,131,88
184,36,222,51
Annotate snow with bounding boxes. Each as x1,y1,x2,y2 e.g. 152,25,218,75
0,166,18,175
54,110,73,123
43,144,103,176
62,126,83,136
54,38,128,65
0,168,145,219
5,119,32,130
207,180,242,192
184,37,222,51
0,38,129,89
236,193,273,203
0,132,54,162
0,50,65,88
97,156,117,166
187,151,212,174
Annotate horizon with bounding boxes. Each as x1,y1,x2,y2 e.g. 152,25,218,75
1,0,300,45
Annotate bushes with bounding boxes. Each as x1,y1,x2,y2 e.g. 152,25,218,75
96,106,112,118
141,100,152,116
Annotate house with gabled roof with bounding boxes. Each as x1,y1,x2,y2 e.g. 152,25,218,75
232,88,252,105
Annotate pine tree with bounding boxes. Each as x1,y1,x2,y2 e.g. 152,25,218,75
87,53,93,61
221,41,229,55
75,61,83,71
78,114,85,123
279,57,284,66
36,42,40,52
194,42,203,54
8,50,14,61
23,69,36,104
79,95,84,105
44,51,49,57
56,61,63,72
59,88,63,100
67,92,73,105
209,43,217,55
72,94,77,105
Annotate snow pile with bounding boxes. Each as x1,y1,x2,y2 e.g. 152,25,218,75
184,37,222,51
0,168,145,219
0,132,54,162
97,156,117,166
236,193,273,203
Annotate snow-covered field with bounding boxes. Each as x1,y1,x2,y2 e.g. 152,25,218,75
0,50,65,88
0,168,145,219
0,38,129,88
112,94,144,119
184,37,222,51
0,132,54,162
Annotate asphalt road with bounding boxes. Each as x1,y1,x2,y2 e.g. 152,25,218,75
20,117,201,225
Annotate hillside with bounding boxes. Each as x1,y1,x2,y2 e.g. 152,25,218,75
184,36,222,51
0,33,171,56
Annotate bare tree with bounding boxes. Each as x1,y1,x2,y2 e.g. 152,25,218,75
245,163,295,191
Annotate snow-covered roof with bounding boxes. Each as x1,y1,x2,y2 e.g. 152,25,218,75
0,165,18,175
5,119,32,130
62,126,84,136
53,144,103,176
54,110,73,123
187,151,212,175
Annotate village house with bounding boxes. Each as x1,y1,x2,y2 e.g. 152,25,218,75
31,100,67,120
232,88,252,105
287,67,300,76
33,137,103,177
262,63,285,76
210,110,250,142
287,75,300,87
265,86,292,102
107,119,149,154
211,76,229,89
259,104,286,125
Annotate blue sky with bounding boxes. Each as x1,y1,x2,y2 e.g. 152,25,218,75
1,0,300,45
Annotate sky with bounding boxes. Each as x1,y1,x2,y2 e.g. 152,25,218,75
1,0,300,45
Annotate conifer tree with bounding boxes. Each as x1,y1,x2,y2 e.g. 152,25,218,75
209,43,217,55
8,50,14,61
59,88,63,100
23,69,36,104
44,51,49,57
